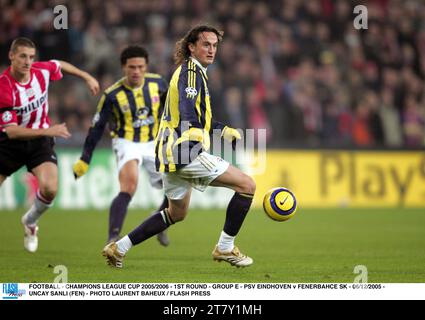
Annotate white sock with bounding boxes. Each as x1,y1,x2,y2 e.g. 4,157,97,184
217,231,235,253
22,194,52,225
116,235,133,255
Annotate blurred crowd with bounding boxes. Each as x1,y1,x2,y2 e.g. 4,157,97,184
1,0,425,149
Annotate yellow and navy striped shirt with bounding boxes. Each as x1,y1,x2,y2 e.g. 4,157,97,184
81,73,168,164
155,58,225,172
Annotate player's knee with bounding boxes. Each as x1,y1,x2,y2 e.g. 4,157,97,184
172,215,186,223
168,208,187,223
39,184,57,201
121,179,138,196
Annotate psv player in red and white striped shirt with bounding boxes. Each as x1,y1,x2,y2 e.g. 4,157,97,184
0,38,99,253
0,59,63,129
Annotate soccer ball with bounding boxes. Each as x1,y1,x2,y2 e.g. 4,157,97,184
263,187,297,222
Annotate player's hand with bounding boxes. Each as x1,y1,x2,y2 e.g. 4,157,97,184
222,126,241,143
72,159,89,179
85,74,100,96
179,127,207,142
187,127,206,142
46,123,71,139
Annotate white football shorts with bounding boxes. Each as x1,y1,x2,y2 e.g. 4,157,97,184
163,151,230,200
112,138,162,189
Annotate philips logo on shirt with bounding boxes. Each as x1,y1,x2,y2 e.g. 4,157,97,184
15,92,47,115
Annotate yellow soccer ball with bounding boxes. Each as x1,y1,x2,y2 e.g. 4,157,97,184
263,187,297,222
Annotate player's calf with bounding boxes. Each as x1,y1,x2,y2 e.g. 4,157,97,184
21,216,39,253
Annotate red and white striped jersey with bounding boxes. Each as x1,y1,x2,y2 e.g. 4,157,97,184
0,60,62,132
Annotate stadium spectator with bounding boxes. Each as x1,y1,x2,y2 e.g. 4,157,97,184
1,0,425,149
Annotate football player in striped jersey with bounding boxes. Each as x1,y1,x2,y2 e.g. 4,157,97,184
0,37,99,253
103,26,256,268
73,46,170,246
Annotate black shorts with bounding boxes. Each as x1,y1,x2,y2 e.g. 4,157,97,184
0,136,57,176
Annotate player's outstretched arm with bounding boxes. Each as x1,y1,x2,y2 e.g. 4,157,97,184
5,123,71,140
58,60,100,96
72,93,112,179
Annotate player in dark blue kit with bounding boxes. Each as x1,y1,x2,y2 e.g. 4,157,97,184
73,46,170,245
103,26,256,268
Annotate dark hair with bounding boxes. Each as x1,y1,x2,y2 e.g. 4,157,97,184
10,37,36,52
174,25,223,65
120,45,149,65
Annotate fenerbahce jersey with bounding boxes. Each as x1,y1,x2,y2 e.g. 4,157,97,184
155,58,225,173
80,74,168,164
0,60,63,136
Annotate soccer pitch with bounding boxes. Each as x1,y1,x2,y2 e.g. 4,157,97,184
1,208,424,283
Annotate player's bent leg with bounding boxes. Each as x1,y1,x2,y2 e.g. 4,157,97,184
210,164,256,195
210,165,255,267
108,160,139,243
143,156,171,247
103,189,191,268
21,162,58,253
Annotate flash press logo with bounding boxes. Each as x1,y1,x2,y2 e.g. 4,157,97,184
2,283,26,299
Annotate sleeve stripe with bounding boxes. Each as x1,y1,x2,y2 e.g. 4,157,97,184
192,62,196,89
188,61,196,90
96,94,106,113
187,62,191,90
188,61,193,89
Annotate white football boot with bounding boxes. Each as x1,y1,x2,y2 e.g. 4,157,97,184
21,216,39,253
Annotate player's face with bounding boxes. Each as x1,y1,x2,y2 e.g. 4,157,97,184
189,32,219,67
123,57,147,87
9,46,36,76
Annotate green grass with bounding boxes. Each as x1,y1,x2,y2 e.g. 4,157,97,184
0,208,425,283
